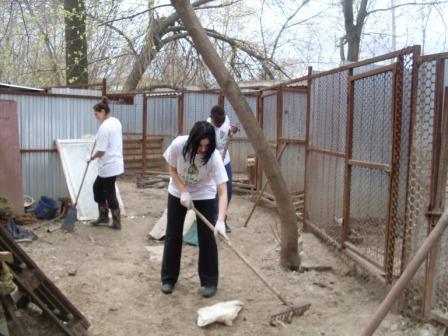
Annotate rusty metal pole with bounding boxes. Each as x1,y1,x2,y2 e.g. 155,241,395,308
303,66,312,231
142,94,148,174
361,209,448,336
177,91,184,135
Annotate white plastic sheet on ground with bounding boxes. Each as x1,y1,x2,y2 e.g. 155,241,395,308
148,209,195,240
56,138,125,221
197,300,244,327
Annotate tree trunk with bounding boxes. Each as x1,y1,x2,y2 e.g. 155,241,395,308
346,28,361,62
341,0,368,62
170,0,300,269
122,26,162,92
64,0,88,85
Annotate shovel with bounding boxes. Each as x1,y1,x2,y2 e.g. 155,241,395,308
62,142,96,232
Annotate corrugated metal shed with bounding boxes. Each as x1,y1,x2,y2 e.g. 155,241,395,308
147,95,178,150
183,92,219,131
0,92,142,200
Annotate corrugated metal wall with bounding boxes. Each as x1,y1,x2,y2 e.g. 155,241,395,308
183,92,219,131
112,95,143,134
0,92,142,200
147,95,178,150
282,91,306,140
262,94,277,142
224,95,258,173
279,90,307,192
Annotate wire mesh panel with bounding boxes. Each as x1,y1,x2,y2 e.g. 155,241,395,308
402,60,437,310
306,71,348,242
347,68,397,275
351,72,393,164
306,151,345,241
309,72,348,153
278,144,306,193
348,166,390,266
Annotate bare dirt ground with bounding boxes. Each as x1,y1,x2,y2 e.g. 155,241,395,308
18,178,445,336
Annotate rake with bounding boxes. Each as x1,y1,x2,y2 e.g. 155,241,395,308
192,207,310,325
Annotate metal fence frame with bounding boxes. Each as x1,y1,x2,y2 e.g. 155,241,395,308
2,46,448,325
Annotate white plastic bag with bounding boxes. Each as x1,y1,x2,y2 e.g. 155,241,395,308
197,300,244,327
148,209,196,240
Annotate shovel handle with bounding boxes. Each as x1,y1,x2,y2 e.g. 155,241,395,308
74,141,96,207
192,206,291,307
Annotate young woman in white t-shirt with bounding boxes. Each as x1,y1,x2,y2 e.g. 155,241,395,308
88,97,124,230
161,121,228,298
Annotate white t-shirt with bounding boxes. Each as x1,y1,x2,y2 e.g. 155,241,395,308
207,115,231,165
96,116,124,177
163,135,228,200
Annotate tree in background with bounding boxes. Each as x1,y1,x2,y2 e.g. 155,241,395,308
171,0,301,269
64,0,88,85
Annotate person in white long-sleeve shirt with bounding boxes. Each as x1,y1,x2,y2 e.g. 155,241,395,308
207,105,239,232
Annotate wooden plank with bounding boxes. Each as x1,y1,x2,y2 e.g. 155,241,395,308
0,100,24,214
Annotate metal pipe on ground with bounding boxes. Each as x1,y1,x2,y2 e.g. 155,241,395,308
361,209,448,336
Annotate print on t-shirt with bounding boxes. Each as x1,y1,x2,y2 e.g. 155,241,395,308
180,156,202,185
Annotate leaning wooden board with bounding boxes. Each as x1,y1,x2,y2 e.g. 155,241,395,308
0,225,90,335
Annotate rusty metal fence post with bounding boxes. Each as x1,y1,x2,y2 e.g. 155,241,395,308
142,94,148,174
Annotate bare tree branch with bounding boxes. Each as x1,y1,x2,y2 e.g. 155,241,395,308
87,13,138,55
270,0,309,59
367,0,448,14
98,4,172,26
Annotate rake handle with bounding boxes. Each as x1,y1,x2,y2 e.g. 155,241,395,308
192,206,291,307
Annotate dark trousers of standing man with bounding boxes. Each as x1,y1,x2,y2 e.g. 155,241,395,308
161,194,218,287
93,176,119,209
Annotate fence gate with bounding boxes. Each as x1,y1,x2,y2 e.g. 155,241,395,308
343,64,402,282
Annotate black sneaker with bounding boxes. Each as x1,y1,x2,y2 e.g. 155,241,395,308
203,286,217,298
161,283,174,294
225,222,231,233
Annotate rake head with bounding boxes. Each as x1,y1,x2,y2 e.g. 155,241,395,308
269,303,311,326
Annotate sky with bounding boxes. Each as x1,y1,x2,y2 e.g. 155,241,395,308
118,0,447,76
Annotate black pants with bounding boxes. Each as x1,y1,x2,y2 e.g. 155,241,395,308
93,176,119,210
161,194,218,287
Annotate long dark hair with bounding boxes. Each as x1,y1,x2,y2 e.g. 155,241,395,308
93,96,110,114
182,121,216,165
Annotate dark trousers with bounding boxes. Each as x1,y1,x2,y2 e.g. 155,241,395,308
161,194,218,287
93,176,119,209
215,162,233,205
224,162,232,204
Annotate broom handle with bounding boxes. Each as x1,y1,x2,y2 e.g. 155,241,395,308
74,141,96,207
243,143,287,228
192,207,291,307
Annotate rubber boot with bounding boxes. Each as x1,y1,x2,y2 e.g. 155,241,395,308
91,203,109,226
111,208,121,230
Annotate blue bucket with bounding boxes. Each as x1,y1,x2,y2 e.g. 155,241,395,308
35,196,59,220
